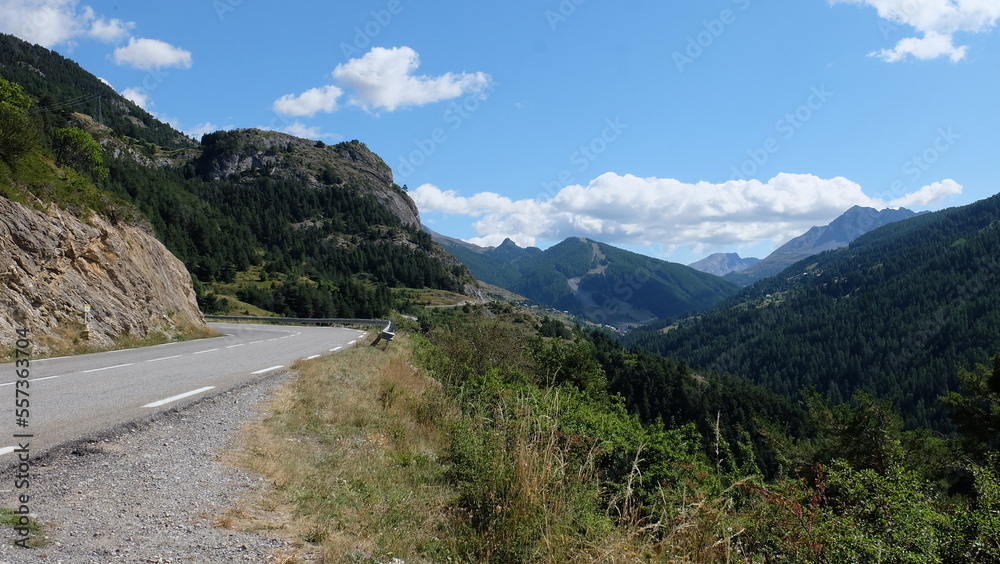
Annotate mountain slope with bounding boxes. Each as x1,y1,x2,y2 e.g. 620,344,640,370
724,206,920,285
629,194,1000,430
1,32,473,324
0,33,194,149
433,234,739,326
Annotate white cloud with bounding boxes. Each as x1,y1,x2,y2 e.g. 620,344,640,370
332,46,491,112
888,178,963,207
257,121,341,142
833,0,1000,62
114,37,192,70
281,122,324,140
87,13,131,43
185,122,236,140
121,87,150,109
412,173,962,252
273,85,343,117
874,30,969,62
0,0,134,47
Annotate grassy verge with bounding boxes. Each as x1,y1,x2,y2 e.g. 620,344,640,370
224,312,750,563
229,335,460,562
2,319,220,363
0,508,49,549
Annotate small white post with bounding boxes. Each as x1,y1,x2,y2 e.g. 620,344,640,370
83,304,91,340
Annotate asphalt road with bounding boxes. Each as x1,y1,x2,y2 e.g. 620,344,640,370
0,322,366,459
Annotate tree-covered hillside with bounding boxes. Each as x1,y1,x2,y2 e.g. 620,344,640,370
629,193,1000,430
403,304,1000,562
0,33,193,149
1,33,474,320
434,235,739,327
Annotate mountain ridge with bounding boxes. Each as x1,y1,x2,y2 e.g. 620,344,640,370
724,205,921,285
628,193,1000,430
688,252,760,276
1,32,476,332
430,233,738,327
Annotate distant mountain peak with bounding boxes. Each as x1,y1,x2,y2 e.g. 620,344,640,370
724,205,921,286
688,253,761,277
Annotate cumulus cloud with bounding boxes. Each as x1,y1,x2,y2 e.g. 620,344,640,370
332,46,491,112
113,37,192,70
121,86,150,109
411,173,962,251
254,121,340,142
273,85,343,117
86,11,131,43
888,179,963,207
833,0,1000,62
0,0,133,47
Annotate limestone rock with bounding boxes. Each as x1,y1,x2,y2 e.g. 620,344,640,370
0,197,205,354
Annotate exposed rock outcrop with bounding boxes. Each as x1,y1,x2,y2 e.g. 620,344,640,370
0,197,206,354
198,130,421,228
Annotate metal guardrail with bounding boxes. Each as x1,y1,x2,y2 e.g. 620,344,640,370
204,315,395,343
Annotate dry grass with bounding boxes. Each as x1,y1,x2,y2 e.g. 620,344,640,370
3,318,221,362
406,289,474,307
227,335,460,563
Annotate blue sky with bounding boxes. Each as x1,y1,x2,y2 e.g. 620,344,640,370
2,1,998,264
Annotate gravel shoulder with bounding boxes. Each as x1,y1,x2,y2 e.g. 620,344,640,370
0,369,306,563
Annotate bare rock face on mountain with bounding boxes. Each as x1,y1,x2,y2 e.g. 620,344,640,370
198,130,421,229
0,197,206,354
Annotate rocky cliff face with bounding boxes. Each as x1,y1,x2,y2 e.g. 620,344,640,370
198,130,421,228
0,197,206,354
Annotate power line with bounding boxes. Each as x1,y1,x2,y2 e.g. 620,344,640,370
29,91,102,113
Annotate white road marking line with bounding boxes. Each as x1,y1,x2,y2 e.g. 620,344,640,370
142,386,216,408
192,348,219,355
146,355,182,363
330,346,342,352
348,340,357,346
32,355,69,362
0,446,17,456
82,363,134,373
305,355,320,360
266,338,279,342
249,340,264,344
0,375,62,387
225,344,245,349
252,365,284,375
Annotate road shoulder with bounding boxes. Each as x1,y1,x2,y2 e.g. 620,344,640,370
0,369,300,563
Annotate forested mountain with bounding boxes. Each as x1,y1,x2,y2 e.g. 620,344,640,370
0,33,193,149
688,252,760,276
725,205,920,285
0,33,473,320
432,234,739,326
629,194,1000,430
